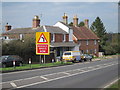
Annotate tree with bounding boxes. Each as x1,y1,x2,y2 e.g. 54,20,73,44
68,22,73,26
2,35,36,63
90,17,108,52
78,21,84,27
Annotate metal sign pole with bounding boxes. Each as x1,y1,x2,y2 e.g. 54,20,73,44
40,55,41,64
44,55,45,64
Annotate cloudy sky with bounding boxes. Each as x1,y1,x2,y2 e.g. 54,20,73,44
2,2,118,33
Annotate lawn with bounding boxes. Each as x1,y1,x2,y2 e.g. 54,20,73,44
0,61,73,72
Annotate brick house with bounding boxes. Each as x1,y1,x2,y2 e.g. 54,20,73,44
54,14,100,57
2,15,76,62
2,14,99,59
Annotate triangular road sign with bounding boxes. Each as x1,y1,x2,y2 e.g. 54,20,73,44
37,33,48,43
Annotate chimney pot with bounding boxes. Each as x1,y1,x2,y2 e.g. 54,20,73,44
73,15,78,26
62,13,68,24
84,19,89,28
32,15,40,28
5,23,12,31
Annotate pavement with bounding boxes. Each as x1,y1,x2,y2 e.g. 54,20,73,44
0,55,118,89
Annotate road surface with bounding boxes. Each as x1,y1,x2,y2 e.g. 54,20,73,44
1,57,119,89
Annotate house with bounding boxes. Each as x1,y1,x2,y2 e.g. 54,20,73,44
2,15,77,62
2,13,99,63
54,14,100,57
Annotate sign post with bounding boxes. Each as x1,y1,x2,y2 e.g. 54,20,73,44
13,60,15,69
36,32,50,64
29,58,31,68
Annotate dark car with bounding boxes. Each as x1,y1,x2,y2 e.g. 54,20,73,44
82,54,92,61
0,55,23,68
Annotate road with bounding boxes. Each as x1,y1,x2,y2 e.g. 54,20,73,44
1,57,119,89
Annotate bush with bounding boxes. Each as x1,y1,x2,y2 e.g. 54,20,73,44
2,36,37,63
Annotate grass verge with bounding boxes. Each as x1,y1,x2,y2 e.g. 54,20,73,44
0,61,73,72
105,80,120,90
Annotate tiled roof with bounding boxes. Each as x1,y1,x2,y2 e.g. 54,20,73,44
72,26,99,40
45,25,67,34
2,25,67,34
3,27,44,34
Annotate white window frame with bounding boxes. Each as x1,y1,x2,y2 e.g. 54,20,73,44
20,34,23,40
94,40,97,45
63,34,66,42
95,49,97,54
51,33,55,42
86,40,89,45
86,50,89,53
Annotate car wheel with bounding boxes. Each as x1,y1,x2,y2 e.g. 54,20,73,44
84,59,86,62
19,62,22,66
90,59,92,62
2,64,6,68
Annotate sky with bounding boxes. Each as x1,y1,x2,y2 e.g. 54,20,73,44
2,2,118,33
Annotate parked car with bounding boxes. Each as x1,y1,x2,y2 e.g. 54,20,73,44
82,54,92,61
0,55,23,68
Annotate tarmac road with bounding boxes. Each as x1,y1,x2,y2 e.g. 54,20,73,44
1,57,119,89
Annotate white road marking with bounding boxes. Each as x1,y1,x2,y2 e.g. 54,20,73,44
40,76,48,81
2,58,117,76
2,62,79,75
63,72,70,75
1,62,118,85
103,78,119,88
10,82,17,88
16,63,118,88
1,62,118,89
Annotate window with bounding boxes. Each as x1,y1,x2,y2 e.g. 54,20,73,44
95,49,97,54
20,34,24,40
86,50,89,53
64,52,71,55
94,40,97,45
51,33,55,42
63,34,66,42
81,50,84,53
86,40,89,45
90,50,93,54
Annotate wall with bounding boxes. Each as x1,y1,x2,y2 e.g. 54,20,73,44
54,22,73,41
55,34,63,42
79,40,99,57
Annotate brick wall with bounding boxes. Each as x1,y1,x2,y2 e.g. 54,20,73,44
55,34,63,42
79,40,99,57
65,34,69,42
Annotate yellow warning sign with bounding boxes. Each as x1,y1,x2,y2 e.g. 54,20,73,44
36,32,50,55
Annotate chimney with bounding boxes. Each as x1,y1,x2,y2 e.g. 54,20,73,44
62,13,68,24
84,19,89,28
73,15,78,26
5,23,12,31
32,15,40,28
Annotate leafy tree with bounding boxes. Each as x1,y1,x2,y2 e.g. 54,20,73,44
78,21,84,27
68,22,73,26
90,17,108,52
2,35,36,63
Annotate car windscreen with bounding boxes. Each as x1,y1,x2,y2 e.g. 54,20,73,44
0,56,9,61
64,52,71,55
